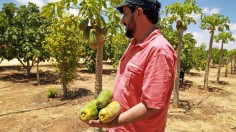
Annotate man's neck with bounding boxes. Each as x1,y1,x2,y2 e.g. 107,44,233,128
134,25,157,44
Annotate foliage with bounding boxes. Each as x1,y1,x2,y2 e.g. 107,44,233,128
43,16,82,97
192,44,208,70
81,42,97,73
47,86,58,98
212,47,221,65
0,2,50,77
41,0,124,100
180,33,197,73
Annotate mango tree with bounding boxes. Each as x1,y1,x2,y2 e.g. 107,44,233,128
181,33,197,72
211,47,221,66
43,16,82,98
161,0,202,107
228,49,236,74
214,32,235,83
200,14,230,90
192,43,208,71
0,2,50,77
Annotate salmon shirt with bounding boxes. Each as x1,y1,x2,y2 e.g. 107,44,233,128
109,29,177,132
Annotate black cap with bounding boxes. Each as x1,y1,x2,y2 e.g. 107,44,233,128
115,0,159,14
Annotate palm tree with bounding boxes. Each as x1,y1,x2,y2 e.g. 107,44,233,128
161,0,202,107
214,32,235,83
200,14,230,90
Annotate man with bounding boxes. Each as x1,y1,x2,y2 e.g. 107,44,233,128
89,0,177,131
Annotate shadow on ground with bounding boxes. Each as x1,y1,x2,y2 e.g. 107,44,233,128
0,70,58,84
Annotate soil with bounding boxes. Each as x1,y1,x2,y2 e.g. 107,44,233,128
0,63,236,132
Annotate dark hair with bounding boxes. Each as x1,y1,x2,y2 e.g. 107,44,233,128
128,2,161,24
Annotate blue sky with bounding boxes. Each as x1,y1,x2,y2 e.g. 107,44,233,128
1,0,236,50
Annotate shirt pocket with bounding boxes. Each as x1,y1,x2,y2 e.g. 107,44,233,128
124,62,144,91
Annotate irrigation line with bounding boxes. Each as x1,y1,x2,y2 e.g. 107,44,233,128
0,99,75,117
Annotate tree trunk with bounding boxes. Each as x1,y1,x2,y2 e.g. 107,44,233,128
62,59,67,98
26,60,31,78
37,59,40,85
62,75,67,98
234,55,236,74
225,58,228,77
173,28,184,107
94,35,104,132
203,29,215,90
231,56,233,74
216,41,224,83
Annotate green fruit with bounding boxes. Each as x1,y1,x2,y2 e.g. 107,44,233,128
83,26,92,39
79,99,98,123
181,21,187,30
96,89,112,108
79,17,89,31
88,29,98,50
176,20,182,30
98,101,121,123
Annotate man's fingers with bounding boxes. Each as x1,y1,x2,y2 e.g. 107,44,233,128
88,120,100,125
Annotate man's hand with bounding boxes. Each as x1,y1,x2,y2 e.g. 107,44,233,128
87,102,160,128
88,120,106,128
88,118,117,128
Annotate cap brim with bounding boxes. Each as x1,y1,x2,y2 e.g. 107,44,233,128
114,2,129,14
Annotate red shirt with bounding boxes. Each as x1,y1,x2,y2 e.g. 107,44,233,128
109,29,177,132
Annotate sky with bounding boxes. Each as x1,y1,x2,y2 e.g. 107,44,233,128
0,0,236,50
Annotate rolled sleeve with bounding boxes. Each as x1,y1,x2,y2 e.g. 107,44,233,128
141,51,175,109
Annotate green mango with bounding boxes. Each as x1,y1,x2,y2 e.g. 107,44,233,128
96,89,112,108
79,99,98,123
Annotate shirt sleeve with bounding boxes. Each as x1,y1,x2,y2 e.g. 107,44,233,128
141,50,175,109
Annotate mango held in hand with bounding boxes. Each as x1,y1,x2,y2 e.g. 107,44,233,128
98,101,121,123
79,99,98,123
96,89,112,108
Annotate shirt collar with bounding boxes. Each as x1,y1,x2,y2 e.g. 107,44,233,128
130,28,161,48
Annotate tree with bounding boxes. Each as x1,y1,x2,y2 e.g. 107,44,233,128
228,49,236,74
211,47,221,66
43,16,82,98
0,3,17,61
161,0,202,107
0,2,50,77
214,32,235,83
42,0,123,96
200,14,230,90
192,43,208,71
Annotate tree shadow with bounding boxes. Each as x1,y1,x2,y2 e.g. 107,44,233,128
102,69,117,75
219,81,229,85
79,69,116,75
0,70,58,85
179,80,193,91
59,88,94,100
197,85,224,93
179,100,192,112
0,66,23,71
169,99,192,112
188,72,201,77
212,80,230,85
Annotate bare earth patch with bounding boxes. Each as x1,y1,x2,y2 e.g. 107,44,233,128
0,64,235,132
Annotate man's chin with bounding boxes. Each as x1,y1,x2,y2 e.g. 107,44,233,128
125,31,133,38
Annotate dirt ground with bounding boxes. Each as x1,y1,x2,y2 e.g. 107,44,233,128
0,63,235,132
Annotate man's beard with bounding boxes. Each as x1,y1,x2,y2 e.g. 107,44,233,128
124,15,136,38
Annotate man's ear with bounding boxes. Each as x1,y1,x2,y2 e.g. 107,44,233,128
136,7,144,17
